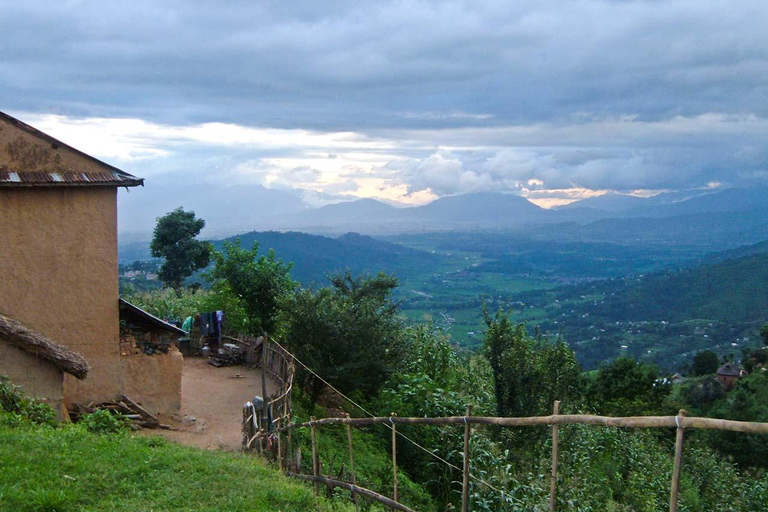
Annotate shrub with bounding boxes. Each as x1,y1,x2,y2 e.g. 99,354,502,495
80,409,131,434
0,376,56,427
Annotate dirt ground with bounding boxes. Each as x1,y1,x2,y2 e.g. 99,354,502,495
145,357,278,451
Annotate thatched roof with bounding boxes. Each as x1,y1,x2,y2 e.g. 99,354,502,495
0,313,89,379
717,362,740,377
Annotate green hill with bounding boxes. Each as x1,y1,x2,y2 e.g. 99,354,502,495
516,249,768,370
214,231,440,286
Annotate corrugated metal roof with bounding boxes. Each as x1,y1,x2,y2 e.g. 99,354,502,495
0,111,144,188
0,170,144,187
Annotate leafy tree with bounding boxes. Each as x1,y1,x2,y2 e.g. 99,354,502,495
587,357,669,415
692,350,720,376
285,271,403,401
209,239,296,335
484,308,581,419
150,208,212,290
761,322,768,346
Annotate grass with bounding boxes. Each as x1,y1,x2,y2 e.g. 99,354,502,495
0,417,355,512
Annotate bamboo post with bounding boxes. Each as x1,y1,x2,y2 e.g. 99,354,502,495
242,405,251,451
287,427,293,473
549,400,561,512
311,416,320,495
462,404,473,512
276,417,284,473
261,336,269,431
669,410,687,512
346,413,360,512
391,412,399,503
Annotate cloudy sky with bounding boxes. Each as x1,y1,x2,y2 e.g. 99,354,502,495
2,0,767,223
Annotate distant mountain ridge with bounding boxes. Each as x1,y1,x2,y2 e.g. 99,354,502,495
213,230,439,285
120,185,768,238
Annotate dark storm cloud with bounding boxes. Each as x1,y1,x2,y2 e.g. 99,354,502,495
3,0,768,210
3,0,767,128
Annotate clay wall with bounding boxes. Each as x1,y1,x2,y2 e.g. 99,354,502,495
0,342,65,419
121,348,183,417
0,188,121,405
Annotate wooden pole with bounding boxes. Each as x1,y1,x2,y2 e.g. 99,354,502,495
669,410,687,512
261,336,269,431
242,405,251,451
346,413,360,512
276,417,284,473
391,413,398,503
287,428,293,473
462,404,473,512
549,400,561,512
286,473,418,512
311,416,319,495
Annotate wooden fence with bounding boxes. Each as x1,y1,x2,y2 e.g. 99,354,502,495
233,334,295,453
247,403,768,512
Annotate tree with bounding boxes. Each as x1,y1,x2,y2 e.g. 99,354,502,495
484,308,581,419
209,239,296,335
692,350,720,376
285,271,403,401
150,208,212,290
587,357,669,415
761,323,768,346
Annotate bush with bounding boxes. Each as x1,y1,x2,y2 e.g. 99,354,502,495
0,376,56,427
80,409,131,434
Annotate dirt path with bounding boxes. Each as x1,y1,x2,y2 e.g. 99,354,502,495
146,357,278,451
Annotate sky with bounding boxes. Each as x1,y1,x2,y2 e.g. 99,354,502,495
2,0,768,224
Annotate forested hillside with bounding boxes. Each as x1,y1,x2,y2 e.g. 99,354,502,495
214,231,440,285
516,249,768,370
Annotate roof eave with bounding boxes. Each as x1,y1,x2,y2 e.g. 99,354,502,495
0,111,144,184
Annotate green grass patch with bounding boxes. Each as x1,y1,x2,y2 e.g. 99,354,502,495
0,419,354,512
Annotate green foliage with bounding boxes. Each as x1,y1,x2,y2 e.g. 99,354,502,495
680,376,725,409
150,207,213,289
286,271,403,401
122,286,249,333
210,239,297,335
587,357,670,415
484,308,581,418
702,372,768,467
692,350,720,376
761,322,768,346
0,376,57,427
79,409,131,434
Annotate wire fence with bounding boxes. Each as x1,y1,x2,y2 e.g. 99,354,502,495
239,338,768,512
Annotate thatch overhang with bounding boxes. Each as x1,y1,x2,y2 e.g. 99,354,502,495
0,313,89,379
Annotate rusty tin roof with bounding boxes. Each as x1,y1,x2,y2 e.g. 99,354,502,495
0,170,143,187
0,111,144,188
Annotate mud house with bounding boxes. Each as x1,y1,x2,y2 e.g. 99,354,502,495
716,362,741,391
0,111,180,415
119,298,185,415
0,313,89,419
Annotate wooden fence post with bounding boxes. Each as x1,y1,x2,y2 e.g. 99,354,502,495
391,413,399,503
549,400,561,512
669,410,687,512
346,413,360,512
242,405,251,451
261,336,269,431
462,404,473,512
311,416,320,495
287,427,293,473
276,417,284,473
